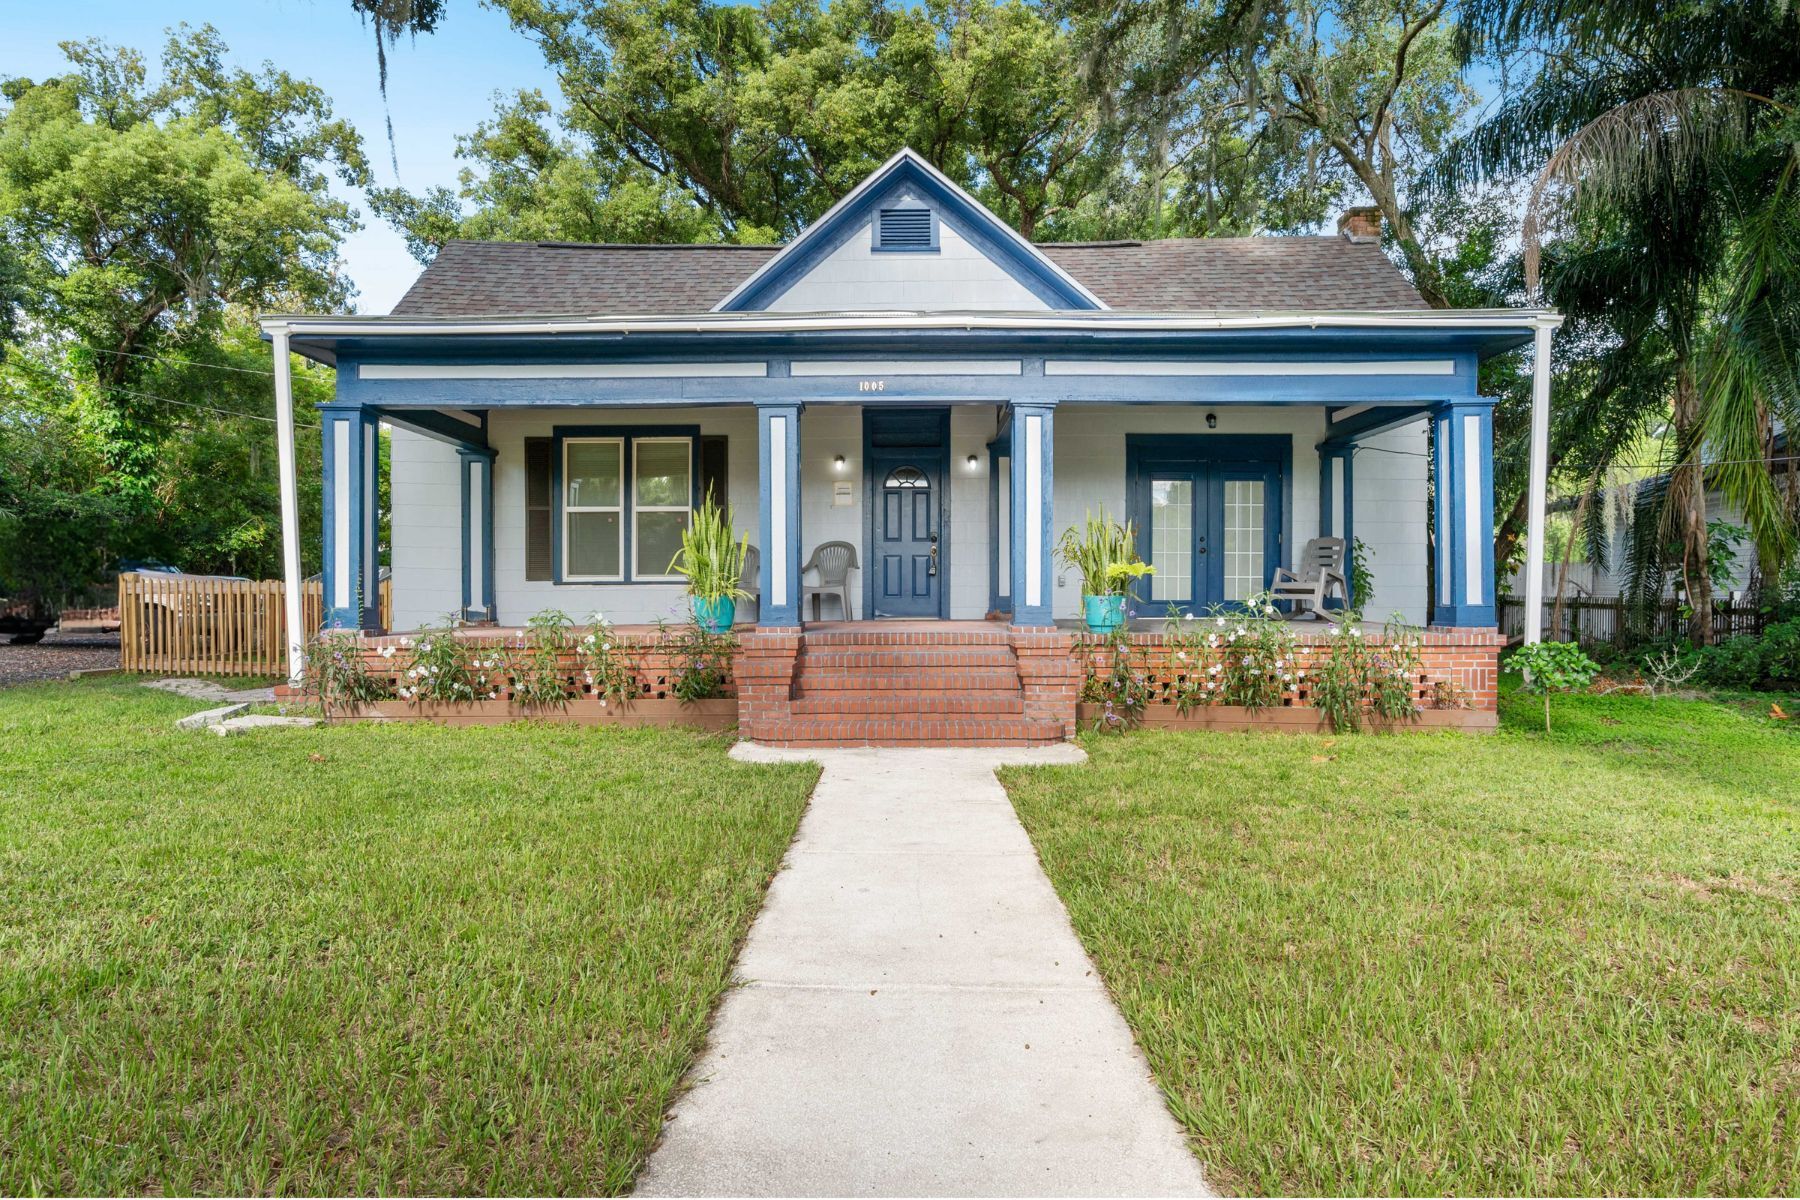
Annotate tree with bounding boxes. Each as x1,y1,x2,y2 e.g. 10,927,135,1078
374,0,1119,257
0,26,364,485
1438,0,1800,643
1064,0,1476,303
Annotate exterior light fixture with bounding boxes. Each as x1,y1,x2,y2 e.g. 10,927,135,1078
966,454,979,469
1205,412,1218,429
834,454,847,470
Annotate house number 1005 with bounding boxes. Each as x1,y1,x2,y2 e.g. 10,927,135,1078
858,380,886,392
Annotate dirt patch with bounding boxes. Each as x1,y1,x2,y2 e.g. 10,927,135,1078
0,630,120,688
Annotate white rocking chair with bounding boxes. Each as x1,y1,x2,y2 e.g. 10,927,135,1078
1270,537,1350,618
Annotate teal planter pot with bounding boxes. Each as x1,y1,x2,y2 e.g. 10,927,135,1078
693,596,736,633
1083,593,1126,634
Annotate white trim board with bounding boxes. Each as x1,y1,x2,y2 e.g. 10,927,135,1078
358,362,768,381
1044,359,1456,377
790,359,1022,377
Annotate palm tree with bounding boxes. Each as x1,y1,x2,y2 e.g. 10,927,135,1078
1438,0,1800,643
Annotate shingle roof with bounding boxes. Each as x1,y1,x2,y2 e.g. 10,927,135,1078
387,234,1427,317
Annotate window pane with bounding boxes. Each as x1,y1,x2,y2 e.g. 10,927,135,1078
1223,480,1265,601
636,510,691,577
1150,478,1192,602
567,510,621,577
636,440,692,507
566,441,621,508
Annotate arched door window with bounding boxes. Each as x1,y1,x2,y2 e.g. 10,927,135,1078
883,465,929,489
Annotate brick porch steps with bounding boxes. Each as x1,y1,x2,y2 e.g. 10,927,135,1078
769,625,1065,746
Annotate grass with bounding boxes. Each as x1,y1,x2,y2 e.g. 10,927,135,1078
0,677,818,1195
1001,683,1800,1195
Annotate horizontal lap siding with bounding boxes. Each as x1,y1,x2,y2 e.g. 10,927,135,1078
389,428,463,630
1352,421,1429,625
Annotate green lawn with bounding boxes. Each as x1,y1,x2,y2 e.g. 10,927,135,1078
1002,685,1800,1195
0,678,818,1195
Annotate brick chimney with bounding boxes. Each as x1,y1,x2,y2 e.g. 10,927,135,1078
1337,206,1383,243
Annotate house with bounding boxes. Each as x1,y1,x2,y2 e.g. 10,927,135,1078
260,149,1560,743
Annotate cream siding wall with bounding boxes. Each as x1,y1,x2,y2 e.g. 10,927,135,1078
388,427,463,630
1349,421,1430,624
762,186,1053,313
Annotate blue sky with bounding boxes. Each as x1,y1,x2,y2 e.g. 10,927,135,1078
7,0,559,313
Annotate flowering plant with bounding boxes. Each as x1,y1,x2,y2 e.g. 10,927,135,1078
510,609,575,709
306,631,390,719
577,613,637,708
1201,593,1300,710
1308,612,1421,731
401,619,483,704
1075,625,1151,731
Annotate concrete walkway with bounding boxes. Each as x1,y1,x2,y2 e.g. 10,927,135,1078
634,745,1211,1198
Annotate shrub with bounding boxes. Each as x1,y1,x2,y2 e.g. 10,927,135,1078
401,620,482,704
306,631,389,718
577,613,637,707
1695,618,1800,691
1507,641,1601,733
1075,626,1151,731
658,619,736,702
1307,612,1422,732
511,610,575,709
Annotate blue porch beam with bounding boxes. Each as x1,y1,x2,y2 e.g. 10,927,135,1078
1319,403,1432,446
377,406,489,453
459,448,497,624
1431,398,1498,627
757,402,804,626
319,404,382,632
1008,401,1056,627
1319,445,1355,609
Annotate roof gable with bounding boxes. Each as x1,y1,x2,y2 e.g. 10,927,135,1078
713,148,1107,313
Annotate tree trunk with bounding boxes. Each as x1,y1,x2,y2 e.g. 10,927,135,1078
1669,365,1714,646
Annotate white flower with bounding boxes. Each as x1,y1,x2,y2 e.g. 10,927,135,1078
378,645,396,659
1215,617,1227,628
488,690,499,700
1349,626,1363,638
1296,669,1306,679
602,642,612,651
1235,626,1247,638
1208,664,1221,675
400,637,413,647
1325,625,1340,637
1175,651,1187,662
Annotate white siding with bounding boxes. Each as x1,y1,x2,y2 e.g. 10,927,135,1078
763,186,1052,313
800,406,866,619
389,427,463,630
1351,421,1430,625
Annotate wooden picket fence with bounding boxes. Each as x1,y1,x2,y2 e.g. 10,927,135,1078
1499,595,1766,646
119,573,392,677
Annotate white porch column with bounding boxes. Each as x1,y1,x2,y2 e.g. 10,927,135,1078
271,326,305,684
1522,319,1557,643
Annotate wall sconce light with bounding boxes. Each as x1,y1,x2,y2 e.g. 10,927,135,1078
966,454,980,469
1205,412,1218,429
833,454,847,471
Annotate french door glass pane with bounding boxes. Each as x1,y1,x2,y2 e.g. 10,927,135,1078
566,440,622,507
567,511,621,578
635,439,692,507
1223,480,1265,601
1150,478,1193,601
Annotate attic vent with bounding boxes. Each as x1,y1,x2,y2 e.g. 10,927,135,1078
876,207,936,251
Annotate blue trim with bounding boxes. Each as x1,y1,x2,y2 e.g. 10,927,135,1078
1319,403,1433,446
1124,434,1290,615
717,154,1102,311
986,438,1011,617
1318,445,1355,610
1430,399,1498,627
1008,402,1057,627
459,449,497,622
377,406,489,452
548,425,700,585
861,408,952,619
319,404,382,632
757,403,804,626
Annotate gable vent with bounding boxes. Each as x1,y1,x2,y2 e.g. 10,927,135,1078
877,207,935,251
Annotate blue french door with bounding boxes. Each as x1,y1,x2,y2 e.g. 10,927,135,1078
870,454,940,616
1126,436,1285,615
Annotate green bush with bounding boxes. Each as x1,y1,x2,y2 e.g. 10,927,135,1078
1696,619,1800,691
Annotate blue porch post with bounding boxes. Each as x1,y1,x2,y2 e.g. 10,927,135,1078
459,448,497,623
757,402,803,626
1319,444,1355,608
1431,398,1498,627
1008,401,1056,627
319,404,382,631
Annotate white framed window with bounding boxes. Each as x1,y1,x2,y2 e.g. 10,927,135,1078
632,437,693,580
563,438,624,580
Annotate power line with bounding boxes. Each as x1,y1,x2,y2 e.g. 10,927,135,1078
15,366,319,429
85,345,277,377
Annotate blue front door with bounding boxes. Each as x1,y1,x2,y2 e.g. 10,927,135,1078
870,456,940,616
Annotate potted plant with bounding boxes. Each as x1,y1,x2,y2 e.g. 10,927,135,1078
1056,510,1153,633
668,499,751,633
